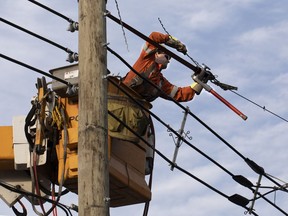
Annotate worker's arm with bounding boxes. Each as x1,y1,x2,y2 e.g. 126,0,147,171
165,35,187,54
143,32,187,56
159,74,196,102
142,32,169,56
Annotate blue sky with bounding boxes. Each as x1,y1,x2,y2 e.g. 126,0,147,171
1,0,288,215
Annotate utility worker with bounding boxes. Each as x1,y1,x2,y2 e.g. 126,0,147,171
122,31,203,102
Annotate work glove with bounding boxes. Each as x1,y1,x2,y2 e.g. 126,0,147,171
176,43,187,54
191,67,212,95
165,35,187,54
191,82,203,95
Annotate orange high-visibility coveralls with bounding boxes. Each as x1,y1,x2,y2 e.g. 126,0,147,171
122,32,195,102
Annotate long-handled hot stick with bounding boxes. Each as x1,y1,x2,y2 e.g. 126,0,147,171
210,89,247,120
194,76,248,121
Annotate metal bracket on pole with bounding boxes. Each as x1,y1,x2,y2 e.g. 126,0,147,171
170,106,192,171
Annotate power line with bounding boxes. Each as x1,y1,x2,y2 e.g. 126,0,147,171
0,17,78,62
1,17,70,53
2,43,252,212
106,12,288,122
105,14,288,197
2,43,283,213
1,43,286,216
158,17,202,68
28,0,75,23
0,53,70,86
27,0,79,32
2,4,287,214
231,90,288,123
158,14,287,124
106,47,288,215
105,11,201,73
107,75,288,215
0,180,73,216
108,110,259,215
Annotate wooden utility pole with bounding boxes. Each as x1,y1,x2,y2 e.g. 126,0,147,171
78,0,109,216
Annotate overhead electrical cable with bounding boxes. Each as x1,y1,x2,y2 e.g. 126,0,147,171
153,16,287,124
105,14,288,194
106,45,242,158
28,0,75,23
2,40,283,214
0,53,70,85
105,11,200,73
231,90,288,123
2,6,286,213
159,14,287,124
12,199,27,216
107,75,288,216
106,74,233,176
0,17,78,58
0,181,73,216
108,110,258,215
27,0,78,33
106,48,288,215
157,17,202,68
1,47,285,214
